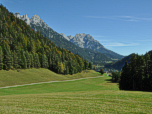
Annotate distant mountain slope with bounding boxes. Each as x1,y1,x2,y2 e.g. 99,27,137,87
14,13,113,64
61,33,125,59
104,53,134,70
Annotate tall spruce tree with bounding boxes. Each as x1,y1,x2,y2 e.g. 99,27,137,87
129,54,137,90
0,46,3,70
30,53,34,68
119,61,129,90
138,55,145,90
88,62,92,70
12,50,18,69
25,51,31,68
21,49,27,69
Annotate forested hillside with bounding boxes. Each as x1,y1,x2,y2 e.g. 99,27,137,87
104,53,134,70
119,53,152,91
0,4,92,75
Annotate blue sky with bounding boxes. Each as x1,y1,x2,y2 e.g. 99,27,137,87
1,0,152,56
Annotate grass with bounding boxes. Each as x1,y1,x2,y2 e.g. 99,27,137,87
0,68,101,87
0,69,152,113
105,61,113,63
111,58,119,60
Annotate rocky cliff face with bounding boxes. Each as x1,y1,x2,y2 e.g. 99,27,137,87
61,33,104,49
14,12,31,25
14,13,49,30
59,33,69,41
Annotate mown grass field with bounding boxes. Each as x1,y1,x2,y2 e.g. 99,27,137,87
0,68,101,87
0,69,152,113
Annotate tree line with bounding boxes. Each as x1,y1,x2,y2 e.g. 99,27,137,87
0,4,92,75
119,53,152,91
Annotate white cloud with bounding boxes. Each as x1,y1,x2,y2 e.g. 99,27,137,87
133,40,152,42
98,39,111,41
85,15,152,22
102,42,139,47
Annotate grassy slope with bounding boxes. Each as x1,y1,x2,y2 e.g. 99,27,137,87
0,72,152,113
0,68,102,87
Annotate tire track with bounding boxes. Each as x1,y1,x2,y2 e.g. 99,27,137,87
0,76,104,89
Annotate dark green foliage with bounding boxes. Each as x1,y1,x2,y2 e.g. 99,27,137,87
84,60,89,70
21,49,27,69
25,51,31,68
111,72,121,82
88,62,92,70
119,53,152,91
34,53,41,68
3,48,12,70
99,68,104,75
2,41,12,70
65,66,69,75
12,50,18,69
0,46,3,70
30,53,34,68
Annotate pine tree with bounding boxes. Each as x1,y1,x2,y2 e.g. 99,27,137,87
34,53,40,68
25,51,31,68
45,55,48,68
16,44,22,68
0,46,3,70
48,57,52,70
138,55,145,90
88,62,92,70
70,66,74,75
3,41,12,70
30,53,34,68
119,61,129,90
41,52,46,68
100,68,104,74
12,50,18,69
84,60,89,70
66,65,69,74
21,49,27,69
130,54,137,90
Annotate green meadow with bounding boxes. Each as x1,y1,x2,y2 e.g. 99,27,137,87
0,69,152,113
0,68,101,87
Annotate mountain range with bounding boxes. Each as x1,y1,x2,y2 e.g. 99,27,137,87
61,33,124,59
14,13,125,64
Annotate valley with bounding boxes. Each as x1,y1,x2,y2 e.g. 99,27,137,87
0,2,152,114
0,69,152,113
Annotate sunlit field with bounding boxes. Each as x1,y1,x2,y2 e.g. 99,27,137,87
0,69,152,113
0,68,101,87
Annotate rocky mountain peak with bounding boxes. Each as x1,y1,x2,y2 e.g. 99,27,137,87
63,33,103,49
14,13,49,28
30,14,42,25
14,12,30,25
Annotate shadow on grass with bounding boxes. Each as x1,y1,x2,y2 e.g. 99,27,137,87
105,79,118,83
120,89,152,92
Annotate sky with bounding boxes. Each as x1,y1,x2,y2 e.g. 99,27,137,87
1,0,152,56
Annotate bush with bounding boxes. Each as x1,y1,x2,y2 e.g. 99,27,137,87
99,68,104,74
112,72,121,82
